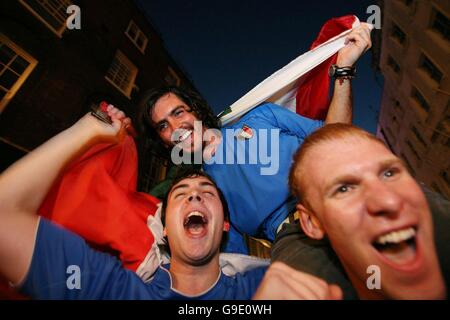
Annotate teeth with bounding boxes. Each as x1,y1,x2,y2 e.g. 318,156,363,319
178,130,192,143
187,211,204,219
375,227,415,245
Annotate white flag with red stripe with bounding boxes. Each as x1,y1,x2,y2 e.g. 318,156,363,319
219,15,365,126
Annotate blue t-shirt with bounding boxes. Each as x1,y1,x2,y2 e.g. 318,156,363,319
20,218,267,300
204,103,323,253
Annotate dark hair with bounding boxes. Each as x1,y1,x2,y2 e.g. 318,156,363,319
138,86,219,144
160,167,230,253
161,168,229,225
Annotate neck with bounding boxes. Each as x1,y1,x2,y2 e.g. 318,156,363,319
202,129,222,161
169,255,221,296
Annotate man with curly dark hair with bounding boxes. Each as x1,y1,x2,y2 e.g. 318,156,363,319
139,23,373,255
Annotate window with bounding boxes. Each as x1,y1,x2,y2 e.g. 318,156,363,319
441,170,450,188
392,115,399,129
405,139,421,163
400,153,416,176
431,182,443,195
165,66,181,86
419,54,443,83
19,0,72,37
125,20,148,54
431,116,450,144
394,100,405,118
411,87,430,112
0,34,38,113
431,9,450,41
391,23,406,44
380,127,395,152
387,55,400,73
411,126,427,148
105,50,138,98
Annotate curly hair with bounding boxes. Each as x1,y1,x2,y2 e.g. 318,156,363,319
137,86,219,144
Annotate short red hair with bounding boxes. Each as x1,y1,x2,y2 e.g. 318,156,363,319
289,123,386,204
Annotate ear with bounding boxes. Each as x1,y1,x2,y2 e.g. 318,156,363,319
297,203,325,240
223,221,230,232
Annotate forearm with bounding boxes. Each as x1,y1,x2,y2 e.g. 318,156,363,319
325,79,352,124
0,118,97,215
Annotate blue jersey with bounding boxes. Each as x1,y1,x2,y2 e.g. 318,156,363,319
20,218,266,300
204,103,323,253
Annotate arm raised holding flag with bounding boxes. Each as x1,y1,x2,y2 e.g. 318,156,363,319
325,23,373,124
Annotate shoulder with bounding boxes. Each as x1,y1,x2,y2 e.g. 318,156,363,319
220,266,267,299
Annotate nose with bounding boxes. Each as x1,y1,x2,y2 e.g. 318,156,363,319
365,180,403,217
168,117,183,132
188,191,202,203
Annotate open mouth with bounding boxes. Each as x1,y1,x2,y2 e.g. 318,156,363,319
183,210,208,237
372,227,417,266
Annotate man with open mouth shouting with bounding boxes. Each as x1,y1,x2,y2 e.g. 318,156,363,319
0,107,342,299
288,123,446,299
139,23,374,256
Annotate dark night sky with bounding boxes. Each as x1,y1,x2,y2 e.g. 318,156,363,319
136,0,383,133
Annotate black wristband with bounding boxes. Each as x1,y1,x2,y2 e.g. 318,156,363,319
329,64,356,79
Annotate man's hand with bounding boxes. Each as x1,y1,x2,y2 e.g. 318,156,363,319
337,22,373,67
253,262,343,300
74,104,132,144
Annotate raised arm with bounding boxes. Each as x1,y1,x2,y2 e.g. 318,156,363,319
325,23,373,124
0,106,129,285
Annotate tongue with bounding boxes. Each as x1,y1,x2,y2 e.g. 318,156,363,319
186,223,205,236
379,241,416,265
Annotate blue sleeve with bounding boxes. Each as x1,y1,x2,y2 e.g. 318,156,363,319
19,218,147,300
222,224,249,255
259,103,324,138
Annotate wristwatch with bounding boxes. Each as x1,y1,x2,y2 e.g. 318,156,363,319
328,64,356,79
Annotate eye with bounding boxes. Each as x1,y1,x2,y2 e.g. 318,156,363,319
332,183,355,197
174,109,184,117
174,192,185,199
336,185,349,194
203,191,215,197
383,167,400,179
157,122,168,132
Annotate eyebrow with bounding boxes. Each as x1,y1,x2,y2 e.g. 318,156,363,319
324,157,404,195
153,106,186,128
170,180,216,194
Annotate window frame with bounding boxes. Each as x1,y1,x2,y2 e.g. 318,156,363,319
165,66,181,86
19,0,72,38
411,87,430,113
430,8,450,41
125,20,149,54
387,55,401,74
105,50,138,99
0,34,38,113
419,53,443,84
390,22,407,45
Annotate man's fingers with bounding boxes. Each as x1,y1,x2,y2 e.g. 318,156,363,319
268,262,334,299
115,111,126,120
329,284,343,300
345,32,371,53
